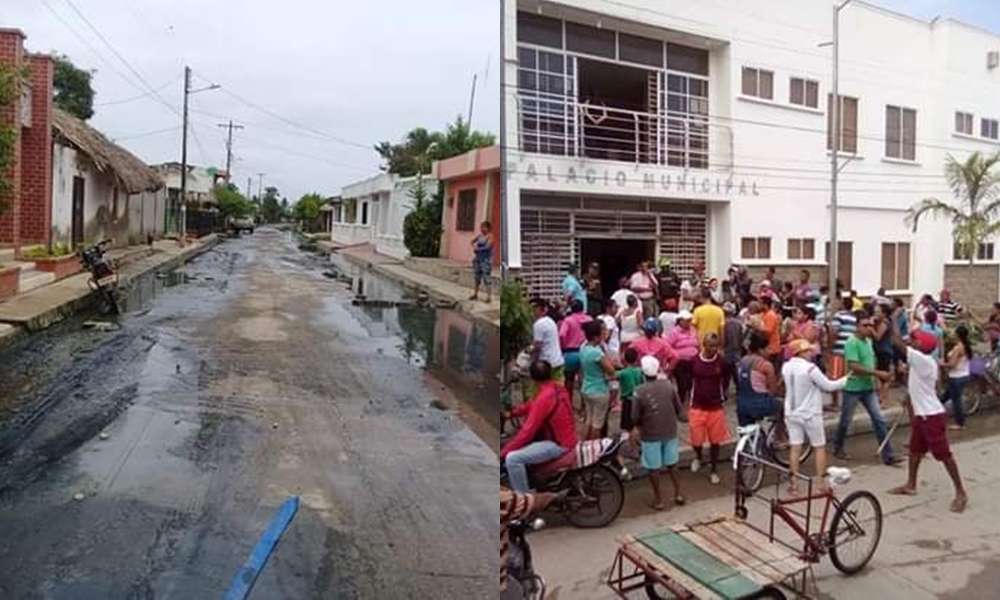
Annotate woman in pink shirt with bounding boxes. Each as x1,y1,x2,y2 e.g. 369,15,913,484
666,310,700,402
784,305,820,361
558,299,592,412
631,318,677,373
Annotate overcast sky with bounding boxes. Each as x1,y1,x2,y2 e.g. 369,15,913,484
8,0,500,201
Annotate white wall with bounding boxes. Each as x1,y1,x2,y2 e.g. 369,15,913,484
504,0,1000,297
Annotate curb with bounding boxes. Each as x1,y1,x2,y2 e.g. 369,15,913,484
0,235,220,350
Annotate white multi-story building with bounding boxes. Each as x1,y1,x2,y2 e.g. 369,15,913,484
330,173,437,259
503,0,1000,306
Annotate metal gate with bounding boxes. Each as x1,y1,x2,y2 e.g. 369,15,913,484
519,207,707,301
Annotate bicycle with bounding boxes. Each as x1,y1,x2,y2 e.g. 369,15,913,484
733,415,812,493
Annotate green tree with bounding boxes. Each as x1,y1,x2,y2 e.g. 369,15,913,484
259,186,283,223
402,177,443,257
213,184,252,219
375,116,495,176
53,54,94,120
294,192,325,231
500,280,533,366
0,62,25,216
906,152,1000,267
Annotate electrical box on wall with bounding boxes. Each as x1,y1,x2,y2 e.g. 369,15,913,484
988,50,999,69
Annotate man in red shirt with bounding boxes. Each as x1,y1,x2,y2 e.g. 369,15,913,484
501,361,579,492
758,296,783,371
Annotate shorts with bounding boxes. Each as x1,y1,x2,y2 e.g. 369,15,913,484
583,392,610,429
876,351,892,372
473,257,491,284
563,350,581,373
828,355,846,379
641,438,680,471
909,412,952,461
606,397,622,438
786,415,826,448
688,407,731,447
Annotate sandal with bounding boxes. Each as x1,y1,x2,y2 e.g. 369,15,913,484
950,496,968,513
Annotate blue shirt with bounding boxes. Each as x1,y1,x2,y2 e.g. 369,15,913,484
921,323,943,359
562,274,587,311
579,344,609,396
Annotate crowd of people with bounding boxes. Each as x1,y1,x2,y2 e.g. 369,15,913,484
502,256,986,514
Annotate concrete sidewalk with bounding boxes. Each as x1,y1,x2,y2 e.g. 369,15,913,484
318,240,500,329
0,236,219,343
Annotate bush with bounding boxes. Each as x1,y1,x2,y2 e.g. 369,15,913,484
23,242,72,259
500,279,533,365
402,178,442,257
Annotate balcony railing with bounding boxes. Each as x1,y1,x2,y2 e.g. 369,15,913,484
516,92,730,170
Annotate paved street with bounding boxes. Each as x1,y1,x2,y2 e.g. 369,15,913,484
0,228,497,598
529,410,1000,599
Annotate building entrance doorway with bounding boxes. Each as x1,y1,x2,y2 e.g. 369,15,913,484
579,237,657,305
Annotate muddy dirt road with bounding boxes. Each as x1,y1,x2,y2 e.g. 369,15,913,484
0,228,497,599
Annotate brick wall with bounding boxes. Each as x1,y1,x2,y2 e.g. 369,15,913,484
19,53,52,245
944,264,999,315
0,29,25,247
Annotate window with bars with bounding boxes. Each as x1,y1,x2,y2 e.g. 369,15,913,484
955,111,974,135
885,105,917,161
787,238,815,260
741,67,773,100
827,94,859,154
741,237,771,259
954,242,995,261
982,118,999,140
456,189,477,232
518,46,575,155
789,78,818,108
880,242,911,290
665,73,709,169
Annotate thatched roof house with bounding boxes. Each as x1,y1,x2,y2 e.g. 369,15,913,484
51,107,163,194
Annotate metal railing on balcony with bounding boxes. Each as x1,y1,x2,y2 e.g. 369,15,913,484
516,91,730,170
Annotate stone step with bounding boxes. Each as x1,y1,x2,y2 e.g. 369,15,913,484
0,248,14,264
18,266,56,293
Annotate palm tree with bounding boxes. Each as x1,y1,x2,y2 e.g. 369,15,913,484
906,151,1000,266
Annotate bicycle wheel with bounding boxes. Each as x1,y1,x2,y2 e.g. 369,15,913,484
964,379,984,416
829,490,883,574
766,421,812,467
737,433,766,493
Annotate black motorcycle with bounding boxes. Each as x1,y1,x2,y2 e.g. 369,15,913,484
79,239,120,314
504,517,547,600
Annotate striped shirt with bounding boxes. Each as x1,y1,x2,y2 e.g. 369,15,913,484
831,310,857,356
500,489,536,591
938,300,962,322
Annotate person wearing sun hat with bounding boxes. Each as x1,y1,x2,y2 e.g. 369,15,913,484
887,327,968,513
782,338,848,495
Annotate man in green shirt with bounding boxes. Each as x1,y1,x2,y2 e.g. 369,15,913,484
833,313,902,465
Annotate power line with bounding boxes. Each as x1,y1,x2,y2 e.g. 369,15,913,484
95,76,181,106
110,125,181,142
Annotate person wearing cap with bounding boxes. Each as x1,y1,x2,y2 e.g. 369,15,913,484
629,260,659,318
887,327,968,513
562,262,587,313
656,257,681,306
666,309,700,403
630,355,686,510
631,317,677,374
782,339,848,495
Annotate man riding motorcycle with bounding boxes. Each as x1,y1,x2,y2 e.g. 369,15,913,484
501,360,578,492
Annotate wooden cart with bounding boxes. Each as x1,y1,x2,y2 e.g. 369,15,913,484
607,516,813,599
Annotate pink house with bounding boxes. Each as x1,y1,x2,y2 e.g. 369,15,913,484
433,145,501,266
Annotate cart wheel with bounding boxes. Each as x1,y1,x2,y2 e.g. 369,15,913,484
735,505,749,520
829,490,883,574
644,575,679,599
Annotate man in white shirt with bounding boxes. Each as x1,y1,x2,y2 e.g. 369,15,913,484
530,299,565,383
782,339,848,495
887,329,968,513
610,278,636,315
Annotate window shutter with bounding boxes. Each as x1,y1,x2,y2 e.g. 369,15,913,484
881,243,895,290
902,108,916,160
741,237,756,259
760,70,773,100
806,81,818,108
803,238,815,259
790,78,803,105
758,237,771,259
742,68,756,96
885,106,901,158
897,243,910,289
788,238,801,259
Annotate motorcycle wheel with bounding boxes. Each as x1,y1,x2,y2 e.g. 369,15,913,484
564,464,624,529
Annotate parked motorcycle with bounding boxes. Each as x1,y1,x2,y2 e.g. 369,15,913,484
501,432,627,529
505,517,547,600
79,239,120,314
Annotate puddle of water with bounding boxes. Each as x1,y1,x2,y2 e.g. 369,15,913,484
325,253,500,432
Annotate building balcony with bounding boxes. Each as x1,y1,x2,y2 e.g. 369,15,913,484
331,222,372,246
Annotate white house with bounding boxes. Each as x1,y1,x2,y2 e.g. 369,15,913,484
503,0,1000,307
330,173,437,259
152,162,225,235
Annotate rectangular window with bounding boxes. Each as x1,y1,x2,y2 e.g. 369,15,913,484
787,238,815,260
456,189,477,232
666,43,709,75
955,111,974,135
827,94,858,154
741,67,773,100
880,242,911,290
565,21,615,59
954,242,995,261
789,78,818,108
517,12,562,48
885,105,916,160
982,118,999,140
619,32,663,67
741,237,771,259
361,201,369,225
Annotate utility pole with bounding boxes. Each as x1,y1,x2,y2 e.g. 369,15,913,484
217,120,244,183
828,0,854,302
180,66,190,246
246,176,252,199
467,73,477,129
